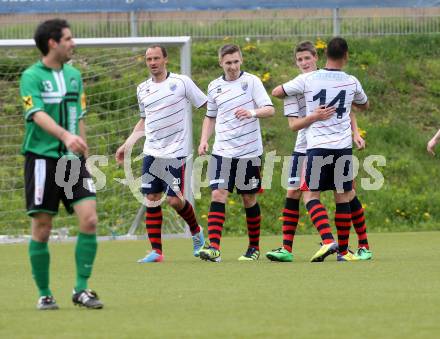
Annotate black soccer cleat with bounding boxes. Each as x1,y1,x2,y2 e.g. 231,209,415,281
72,289,104,309
37,296,59,310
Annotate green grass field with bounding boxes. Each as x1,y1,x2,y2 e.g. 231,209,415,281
1,232,439,338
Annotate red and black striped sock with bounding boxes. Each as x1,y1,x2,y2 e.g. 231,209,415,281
208,201,225,250
245,203,261,250
145,206,163,254
335,202,352,255
281,198,300,252
177,200,201,236
306,199,334,244
350,196,369,250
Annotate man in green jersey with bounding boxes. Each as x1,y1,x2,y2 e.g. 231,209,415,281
20,19,103,310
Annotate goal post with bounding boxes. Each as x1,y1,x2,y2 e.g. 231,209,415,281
0,36,194,241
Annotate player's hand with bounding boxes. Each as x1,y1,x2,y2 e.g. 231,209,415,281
312,105,336,121
235,108,252,120
115,144,126,164
62,132,88,155
427,138,437,156
353,134,366,150
198,142,209,156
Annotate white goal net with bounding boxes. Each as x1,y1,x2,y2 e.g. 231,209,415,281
0,37,193,241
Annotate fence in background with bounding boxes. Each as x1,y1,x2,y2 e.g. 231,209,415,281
1,8,439,39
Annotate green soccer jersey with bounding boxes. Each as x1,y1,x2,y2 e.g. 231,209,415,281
20,60,87,158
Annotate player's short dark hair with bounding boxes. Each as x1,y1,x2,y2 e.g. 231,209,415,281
218,44,242,59
146,45,168,58
34,19,70,56
295,41,317,57
326,37,348,60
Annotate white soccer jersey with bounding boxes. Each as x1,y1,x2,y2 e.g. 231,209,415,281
283,95,307,154
283,69,367,150
137,72,207,157
206,72,273,158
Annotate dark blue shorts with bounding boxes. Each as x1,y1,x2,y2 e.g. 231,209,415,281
208,154,262,194
286,151,306,189
304,148,353,192
141,155,186,197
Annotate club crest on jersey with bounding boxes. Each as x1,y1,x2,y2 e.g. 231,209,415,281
241,81,248,91
169,82,177,91
217,87,222,93
70,78,78,91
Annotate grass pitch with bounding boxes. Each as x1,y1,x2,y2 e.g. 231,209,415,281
1,232,439,339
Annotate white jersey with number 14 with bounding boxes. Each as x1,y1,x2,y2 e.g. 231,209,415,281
282,69,367,150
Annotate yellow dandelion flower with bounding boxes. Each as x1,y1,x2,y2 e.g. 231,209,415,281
315,38,327,50
360,64,368,70
228,200,236,205
261,72,271,83
385,218,390,223
423,212,430,219
362,203,367,209
201,214,207,219
396,209,400,213
357,127,367,138
243,44,257,52
278,216,283,221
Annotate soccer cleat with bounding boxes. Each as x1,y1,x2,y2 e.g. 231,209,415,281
192,226,205,257
72,289,104,309
199,246,221,262
337,251,360,262
266,247,293,262
355,247,373,260
310,242,338,262
238,247,260,261
36,296,59,310
137,250,164,263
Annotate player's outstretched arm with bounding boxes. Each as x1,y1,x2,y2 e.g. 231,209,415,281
33,111,88,155
288,105,335,131
198,116,216,156
272,85,287,98
115,118,145,164
427,129,440,156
